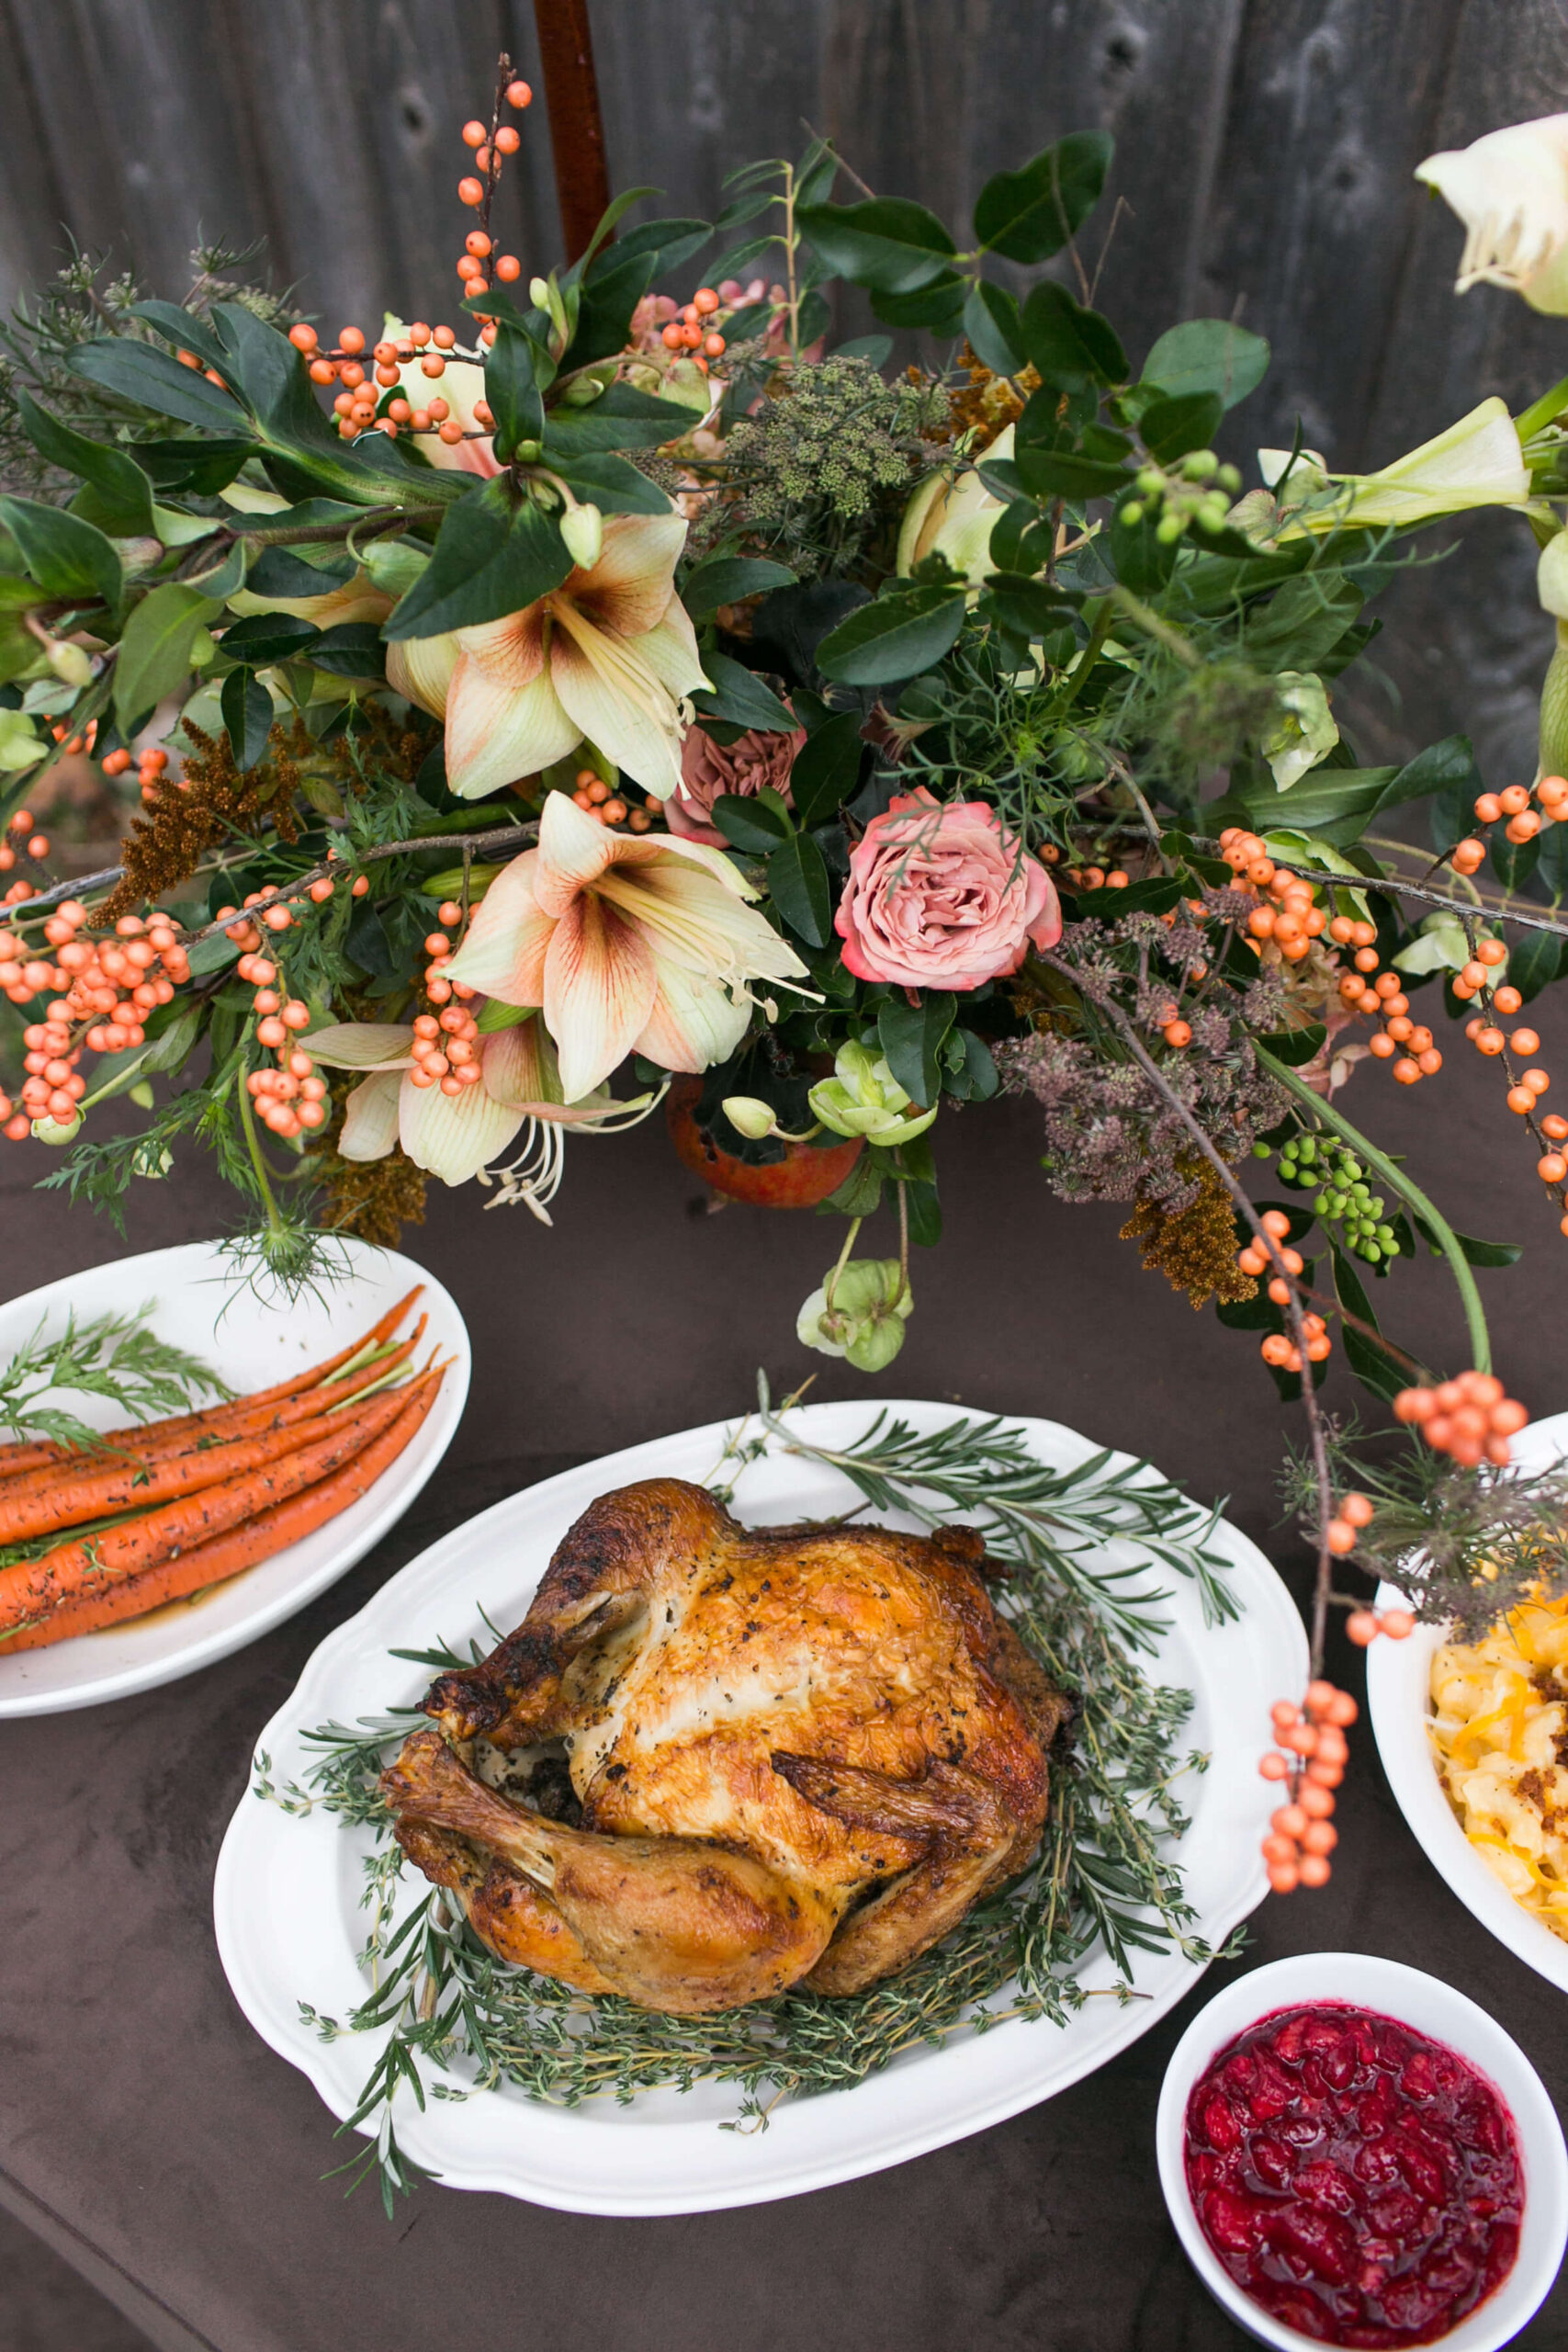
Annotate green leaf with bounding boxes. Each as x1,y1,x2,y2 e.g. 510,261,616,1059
682,555,798,616
978,572,1083,639
562,249,657,368
217,612,321,665
612,216,713,275
818,1148,886,1218
1258,1023,1326,1068
973,131,1112,264
137,438,256,496
484,321,547,463
541,384,698,455
711,788,793,852
869,277,967,335
1019,282,1127,391
1140,320,1270,412
1410,1216,1522,1269
309,622,386,679
1490,831,1540,892
997,449,1129,502
1138,390,1224,464
795,197,957,293
0,494,122,608
209,303,332,444
220,668,273,769
767,830,832,946
1330,1249,1408,1403
566,185,664,279
244,546,355,597
815,584,966,685
1245,574,1363,671
693,653,796,733
878,992,955,1108
962,281,1024,375
114,581,222,729
17,392,156,534
385,484,570,639
69,337,248,435
546,452,673,514
788,707,863,826
1501,926,1564,1003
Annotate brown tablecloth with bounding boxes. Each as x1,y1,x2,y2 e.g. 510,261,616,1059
4,1036,1566,2352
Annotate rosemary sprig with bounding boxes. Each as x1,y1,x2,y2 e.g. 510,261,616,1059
265,1392,1246,2214
0,1304,229,1452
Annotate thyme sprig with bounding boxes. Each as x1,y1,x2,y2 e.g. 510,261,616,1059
265,1395,1245,2216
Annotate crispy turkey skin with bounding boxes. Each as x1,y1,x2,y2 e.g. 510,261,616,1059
381,1477,1066,2015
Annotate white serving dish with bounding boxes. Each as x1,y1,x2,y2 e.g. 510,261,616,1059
0,1238,468,1717
1366,1409,1568,1998
214,1398,1306,2216
1156,1951,1568,2350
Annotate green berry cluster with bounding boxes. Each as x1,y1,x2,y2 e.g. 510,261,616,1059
1275,1132,1398,1263
1121,448,1243,544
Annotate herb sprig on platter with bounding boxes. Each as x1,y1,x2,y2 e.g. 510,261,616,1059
0,1303,228,1451
259,1393,1243,2215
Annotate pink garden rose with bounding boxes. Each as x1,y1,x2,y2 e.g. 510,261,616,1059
835,786,1062,990
666,718,807,845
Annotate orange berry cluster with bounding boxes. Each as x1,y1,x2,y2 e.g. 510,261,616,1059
102,741,177,808
1450,773,1568,875
289,320,470,446
175,347,230,390
48,717,96,760
1220,829,1332,961
569,769,659,831
660,286,728,368
0,902,191,1139
1392,1371,1528,1467
1063,864,1132,889
1258,1681,1358,1892
220,895,330,1140
1235,1208,1333,1371
0,804,49,876
1335,934,1444,1083
1451,940,1568,1227
419,897,479,1035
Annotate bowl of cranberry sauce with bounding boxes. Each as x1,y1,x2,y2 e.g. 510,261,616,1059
1156,1956,1567,2352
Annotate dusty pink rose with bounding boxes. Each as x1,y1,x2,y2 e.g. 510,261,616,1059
666,718,807,846
835,786,1062,990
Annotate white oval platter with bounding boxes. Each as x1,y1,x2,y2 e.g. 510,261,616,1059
214,1399,1305,2216
1367,1409,1568,1998
0,1238,468,1718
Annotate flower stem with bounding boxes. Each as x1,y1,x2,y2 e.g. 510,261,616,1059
235,1071,284,1243
1255,1046,1492,1375
824,1216,862,1313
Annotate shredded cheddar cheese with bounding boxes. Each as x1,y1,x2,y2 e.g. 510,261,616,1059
1429,1594,1568,1940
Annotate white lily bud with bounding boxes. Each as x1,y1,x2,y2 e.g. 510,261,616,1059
1540,623,1568,785
529,277,552,311
721,1095,778,1140
1417,117,1568,313
1539,529,1568,619
559,502,604,572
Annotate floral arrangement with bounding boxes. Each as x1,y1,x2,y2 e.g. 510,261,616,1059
4,68,1568,1876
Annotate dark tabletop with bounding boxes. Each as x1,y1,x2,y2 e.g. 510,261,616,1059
4,1016,1567,2352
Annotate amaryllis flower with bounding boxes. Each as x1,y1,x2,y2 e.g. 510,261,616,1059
304,1012,631,1191
444,787,807,1100
835,786,1061,992
666,716,806,844
386,513,709,802
1416,118,1568,312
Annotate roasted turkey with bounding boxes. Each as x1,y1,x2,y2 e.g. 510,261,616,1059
381,1476,1066,2015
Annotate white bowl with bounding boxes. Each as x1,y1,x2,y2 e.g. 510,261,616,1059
1156,1952,1568,2350
1367,1409,1568,1998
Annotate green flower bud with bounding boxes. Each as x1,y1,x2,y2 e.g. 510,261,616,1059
808,1041,938,1145
1362,1242,1382,1263
45,638,93,688
722,1095,777,1141
1120,501,1144,526
129,1080,156,1111
1182,449,1219,481
1135,467,1164,496
1217,463,1243,492
1156,512,1186,544
529,277,552,311
796,1258,913,1370
30,1111,81,1145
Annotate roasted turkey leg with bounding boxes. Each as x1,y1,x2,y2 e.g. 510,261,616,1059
382,1726,842,2014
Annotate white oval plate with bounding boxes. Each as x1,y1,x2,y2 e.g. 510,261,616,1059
0,1239,468,1717
1367,1410,1568,1997
214,1400,1306,2216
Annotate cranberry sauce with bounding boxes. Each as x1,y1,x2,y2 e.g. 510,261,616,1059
1183,2003,1522,2347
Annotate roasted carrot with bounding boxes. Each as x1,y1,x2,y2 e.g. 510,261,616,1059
0,1286,424,1481
0,1317,429,1512
0,1371,445,1652
0,1378,423,1634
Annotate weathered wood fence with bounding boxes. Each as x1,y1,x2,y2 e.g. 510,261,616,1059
0,0,1563,780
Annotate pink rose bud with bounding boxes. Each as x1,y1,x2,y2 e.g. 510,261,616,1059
834,786,1062,990
667,718,807,845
